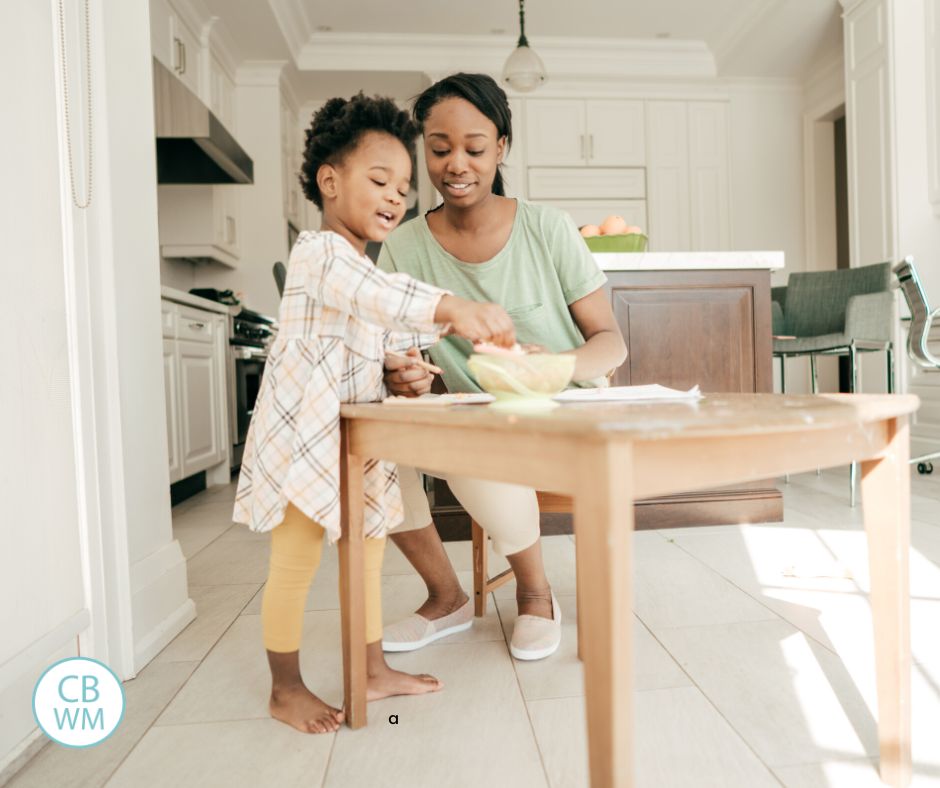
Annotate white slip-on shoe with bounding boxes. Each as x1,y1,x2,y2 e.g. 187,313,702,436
382,598,473,652
510,593,562,661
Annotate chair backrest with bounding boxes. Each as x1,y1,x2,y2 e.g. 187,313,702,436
894,257,940,369
272,261,287,298
783,262,891,337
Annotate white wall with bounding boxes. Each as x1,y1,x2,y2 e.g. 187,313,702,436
1,0,194,777
0,1,88,774
726,82,806,284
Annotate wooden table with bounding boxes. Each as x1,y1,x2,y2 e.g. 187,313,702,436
338,393,917,788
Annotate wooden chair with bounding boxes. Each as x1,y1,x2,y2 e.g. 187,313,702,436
472,491,573,616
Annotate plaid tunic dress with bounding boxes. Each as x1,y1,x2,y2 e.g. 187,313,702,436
233,231,446,540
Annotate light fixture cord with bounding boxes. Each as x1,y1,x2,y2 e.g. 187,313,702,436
517,0,529,47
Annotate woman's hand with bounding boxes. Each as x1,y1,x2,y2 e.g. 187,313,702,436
435,295,516,348
384,347,434,397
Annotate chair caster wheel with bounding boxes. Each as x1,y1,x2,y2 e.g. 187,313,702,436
917,462,933,475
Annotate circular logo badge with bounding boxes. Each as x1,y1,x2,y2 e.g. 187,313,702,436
32,657,125,748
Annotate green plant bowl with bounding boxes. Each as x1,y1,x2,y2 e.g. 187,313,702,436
583,233,648,253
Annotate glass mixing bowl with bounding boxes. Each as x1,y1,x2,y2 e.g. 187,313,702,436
467,352,577,410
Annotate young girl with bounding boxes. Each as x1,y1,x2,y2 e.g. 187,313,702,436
233,93,515,735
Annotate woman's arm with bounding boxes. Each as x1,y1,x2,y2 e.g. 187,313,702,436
566,288,627,381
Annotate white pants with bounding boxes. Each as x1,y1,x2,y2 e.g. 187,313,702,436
395,465,540,557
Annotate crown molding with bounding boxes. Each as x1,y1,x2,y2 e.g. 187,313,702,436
280,69,301,112
200,17,238,80
268,0,312,62
236,60,288,87
711,0,786,67
292,32,716,80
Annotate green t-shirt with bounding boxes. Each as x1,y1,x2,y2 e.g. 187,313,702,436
377,200,608,393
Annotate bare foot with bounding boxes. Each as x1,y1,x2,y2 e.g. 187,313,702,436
414,588,469,621
367,666,443,701
517,587,553,620
270,683,344,733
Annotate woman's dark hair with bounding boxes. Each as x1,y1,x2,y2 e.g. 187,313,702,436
412,73,513,197
299,93,419,209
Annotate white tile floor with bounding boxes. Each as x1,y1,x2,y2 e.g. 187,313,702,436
11,468,940,788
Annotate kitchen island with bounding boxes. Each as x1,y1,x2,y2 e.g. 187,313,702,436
597,250,784,527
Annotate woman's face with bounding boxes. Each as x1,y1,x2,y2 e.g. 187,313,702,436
422,97,506,208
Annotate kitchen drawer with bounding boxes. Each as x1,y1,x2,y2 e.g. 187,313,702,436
161,301,177,339
527,168,646,200
177,305,215,343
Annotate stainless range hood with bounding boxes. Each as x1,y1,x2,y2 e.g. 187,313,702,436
152,58,253,184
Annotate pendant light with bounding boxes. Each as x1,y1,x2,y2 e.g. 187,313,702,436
501,0,546,92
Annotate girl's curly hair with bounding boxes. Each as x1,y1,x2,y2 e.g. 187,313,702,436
299,94,418,209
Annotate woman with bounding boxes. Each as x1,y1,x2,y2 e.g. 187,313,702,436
379,73,626,660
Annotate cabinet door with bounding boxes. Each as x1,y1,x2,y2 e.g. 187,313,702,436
163,339,182,483
149,0,174,70
845,0,895,267
587,100,646,167
646,101,691,252
213,185,240,259
606,271,761,392
170,13,200,96
178,339,222,477
688,102,731,250
525,100,587,166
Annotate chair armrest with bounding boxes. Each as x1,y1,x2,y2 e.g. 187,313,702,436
845,290,895,342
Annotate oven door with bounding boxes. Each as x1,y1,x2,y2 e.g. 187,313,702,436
229,346,267,469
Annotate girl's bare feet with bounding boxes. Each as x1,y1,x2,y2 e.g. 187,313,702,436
367,665,443,701
366,640,443,701
270,682,344,733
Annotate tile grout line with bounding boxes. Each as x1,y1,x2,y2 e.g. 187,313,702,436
496,593,554,788
633,615,786,788
101,566,264,785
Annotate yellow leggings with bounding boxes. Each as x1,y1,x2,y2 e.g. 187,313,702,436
261,503,386,652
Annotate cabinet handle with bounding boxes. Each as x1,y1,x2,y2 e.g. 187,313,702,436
588,134,594,161
579,133,585,161
180,40,186,75
225,216,236,245
173,38,181,72
189,321,206,330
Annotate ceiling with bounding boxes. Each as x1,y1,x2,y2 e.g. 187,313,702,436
202,0,844,97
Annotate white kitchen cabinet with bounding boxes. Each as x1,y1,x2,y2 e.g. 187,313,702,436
158,184,240,267
525,99,645,167
207,53,236,131
646,100,730,252
149,0,174,71
163,338,182,483
149,0,201,96
178,339,222,477
161,299,228,483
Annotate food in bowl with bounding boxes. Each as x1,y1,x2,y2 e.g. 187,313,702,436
467,351,576,410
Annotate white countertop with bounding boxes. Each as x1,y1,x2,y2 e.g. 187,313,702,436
594,251,784,271
160,286,240,315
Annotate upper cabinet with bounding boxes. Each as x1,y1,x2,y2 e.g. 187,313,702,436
646,100,730,251
149,0,201,96
525,99,646,167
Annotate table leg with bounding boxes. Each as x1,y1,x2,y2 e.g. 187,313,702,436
860,417,912,787
339,421,367,728
574,442,635,788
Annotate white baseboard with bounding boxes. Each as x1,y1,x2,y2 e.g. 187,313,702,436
130,540,195,671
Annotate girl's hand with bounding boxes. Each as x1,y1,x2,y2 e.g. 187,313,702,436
435,295,516,348
384,347,433,397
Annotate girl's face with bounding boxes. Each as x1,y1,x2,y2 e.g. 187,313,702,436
422,97,506,208
317,131,412,248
